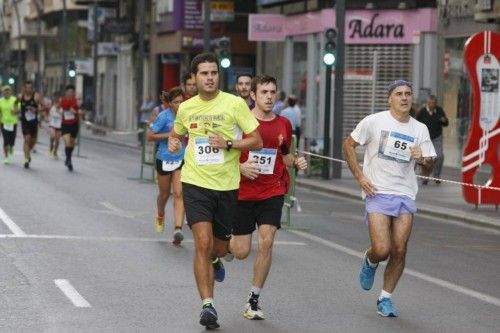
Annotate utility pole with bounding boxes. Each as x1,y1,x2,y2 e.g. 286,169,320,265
12,0,23,91
136,0,145,131
62,0,68,88
203,0,210,52
92,0,98,123
332,0,345,179
33,0,43,93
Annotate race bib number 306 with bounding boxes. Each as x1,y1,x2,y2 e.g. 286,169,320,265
383,131,414,162
249,148,277,174
194,137,224,165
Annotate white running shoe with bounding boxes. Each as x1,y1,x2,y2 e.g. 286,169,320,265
243,298,265,320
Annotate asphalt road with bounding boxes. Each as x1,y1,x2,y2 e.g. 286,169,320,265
0,132,499,333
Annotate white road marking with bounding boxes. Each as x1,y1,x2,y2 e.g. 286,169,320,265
0,207,27,236
0,233,306,246
289,230,500,308
54,279,91,308
97,201,140,218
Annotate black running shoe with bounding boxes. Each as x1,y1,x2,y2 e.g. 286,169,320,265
200,304,219,329
65,159,73,172
212,257,225,282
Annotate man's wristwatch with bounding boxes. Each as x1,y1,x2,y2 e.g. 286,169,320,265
226,140,233,151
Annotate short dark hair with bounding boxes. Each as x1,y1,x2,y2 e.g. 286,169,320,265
190,53,219,74
161,86,184,103
250,75,277,93
237,73,253,82
427,94,437,101
278,91,286,101
65,84,75,91
182,73,193,85
287,95,297,107
24,81,34,86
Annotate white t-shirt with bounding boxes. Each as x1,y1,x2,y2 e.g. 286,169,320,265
49,105,62,129
350,110,436,200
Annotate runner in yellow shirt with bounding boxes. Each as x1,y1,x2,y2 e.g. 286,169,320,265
169,53,262,329
0,86,20,164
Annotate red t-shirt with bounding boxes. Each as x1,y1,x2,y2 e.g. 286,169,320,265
60,97,79,125
239,115,293,201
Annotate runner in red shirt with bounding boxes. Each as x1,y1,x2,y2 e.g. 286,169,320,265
225,75,307,320
60,85,83,171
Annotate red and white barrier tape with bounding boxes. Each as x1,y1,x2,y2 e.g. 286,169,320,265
298,150,500,192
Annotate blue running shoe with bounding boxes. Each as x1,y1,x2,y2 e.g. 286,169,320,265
200,304,220,329
359,254,378,290
213,257,225,282
377,297,399,317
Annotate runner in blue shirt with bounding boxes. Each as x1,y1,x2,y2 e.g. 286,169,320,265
148,86,186,245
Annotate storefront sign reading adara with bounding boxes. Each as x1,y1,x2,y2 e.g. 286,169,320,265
249,8,437,44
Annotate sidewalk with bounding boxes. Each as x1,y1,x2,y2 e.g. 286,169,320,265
79,124,499,230
79,123,141,150
296,165,500,231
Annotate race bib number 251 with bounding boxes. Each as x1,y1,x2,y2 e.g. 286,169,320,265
194,137,224,165
248,148,277,174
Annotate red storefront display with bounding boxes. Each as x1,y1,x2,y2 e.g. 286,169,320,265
462,31,500,206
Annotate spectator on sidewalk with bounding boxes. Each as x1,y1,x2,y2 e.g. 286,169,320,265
272,91,286,114
280,94,301,146
138,95,154,143
416,95,448,184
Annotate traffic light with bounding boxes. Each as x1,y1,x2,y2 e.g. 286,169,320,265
7,76,15,85
217,37,231,69
323,28,337,66
68,61,76,78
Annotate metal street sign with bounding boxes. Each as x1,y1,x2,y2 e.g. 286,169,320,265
104,19,133,34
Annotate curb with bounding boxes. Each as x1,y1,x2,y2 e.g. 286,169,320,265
296,179,500,232
80,134,141,151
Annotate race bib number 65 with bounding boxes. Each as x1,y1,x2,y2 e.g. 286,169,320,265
194,137,224,165
383,131,414,162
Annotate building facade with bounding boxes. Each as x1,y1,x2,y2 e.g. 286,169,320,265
252,2,438,157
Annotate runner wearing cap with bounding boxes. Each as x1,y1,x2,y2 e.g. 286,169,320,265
343,79,436,317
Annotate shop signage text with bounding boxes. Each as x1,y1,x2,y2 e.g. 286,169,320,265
249,8,437,44
348,13,404,39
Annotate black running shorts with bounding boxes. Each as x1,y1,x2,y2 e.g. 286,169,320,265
155,159,183,176
232,195,284,236
21,120,38,137
61,123,79,138
182,182,238,241
1,124,17,146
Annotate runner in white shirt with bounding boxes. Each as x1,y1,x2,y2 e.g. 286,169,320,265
48,92,62,159
343,80,436,317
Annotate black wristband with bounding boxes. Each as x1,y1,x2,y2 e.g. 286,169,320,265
280,142,290,155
